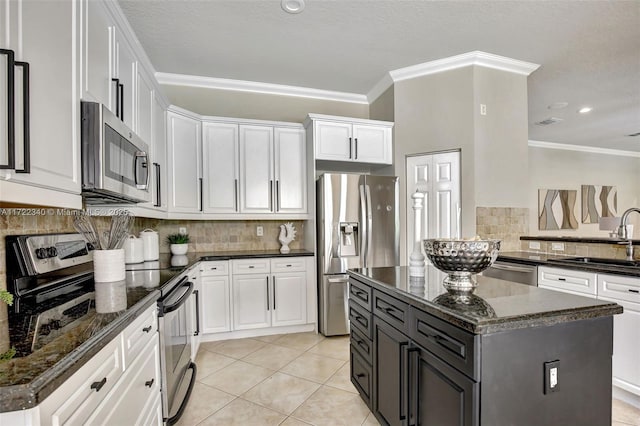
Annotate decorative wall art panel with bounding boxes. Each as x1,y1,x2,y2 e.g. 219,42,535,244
581,185,617,224
538,189,578,230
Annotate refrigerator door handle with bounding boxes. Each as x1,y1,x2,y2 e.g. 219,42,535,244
359,184,368,268
365,184,373,268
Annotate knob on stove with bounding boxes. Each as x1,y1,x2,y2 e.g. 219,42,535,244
35,248,46,259
47,247,58,258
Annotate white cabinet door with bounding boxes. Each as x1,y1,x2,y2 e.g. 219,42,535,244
232,274,270,330
136,68,154,145
112,28,136,129
167,112,201,213
352,124,391,164
604,298,640,396
203,122,239,213
149,94,166,210
272,272,307,327
314,120,352,161
274,127,307,214
86,338,161,426
80,0,112,106
2,0,81,196
239,125,274,213
201,275,232,334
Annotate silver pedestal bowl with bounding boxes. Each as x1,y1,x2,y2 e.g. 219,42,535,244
423,239,501,296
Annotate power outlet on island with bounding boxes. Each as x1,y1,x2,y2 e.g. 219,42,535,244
544,360,560,394
256,226,264,237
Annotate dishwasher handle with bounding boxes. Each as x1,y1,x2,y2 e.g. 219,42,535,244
490,263,537,274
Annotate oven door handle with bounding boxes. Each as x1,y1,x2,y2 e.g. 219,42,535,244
159,279,193,316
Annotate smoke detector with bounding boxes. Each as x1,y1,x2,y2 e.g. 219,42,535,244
535,117,564,126
281,0,305,14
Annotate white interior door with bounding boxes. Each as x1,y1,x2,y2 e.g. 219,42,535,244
405,151,461,265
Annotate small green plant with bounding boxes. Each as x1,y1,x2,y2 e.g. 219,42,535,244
0,347,16,362
0,290,13,306
166,233,190,245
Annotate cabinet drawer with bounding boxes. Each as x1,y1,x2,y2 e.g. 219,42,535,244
349,278,372,311
270,257,307,273
410,307,479,380
46,337,124,425
373,290,409,334
232,258,270,274
199,260,229,276
598,273,640,304
87,338,161,426
350,326,372,364
122,305,157,367
538,266,597,296
349,299,372,339
350,346,372,408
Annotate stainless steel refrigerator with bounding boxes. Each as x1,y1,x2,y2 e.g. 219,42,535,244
317,173,399,336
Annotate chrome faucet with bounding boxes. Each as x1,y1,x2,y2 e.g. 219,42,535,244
617,207,640,260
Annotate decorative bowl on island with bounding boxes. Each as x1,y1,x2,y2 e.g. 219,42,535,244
423,238,501,296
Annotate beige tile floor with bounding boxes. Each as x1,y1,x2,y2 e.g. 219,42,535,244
177,332,640,426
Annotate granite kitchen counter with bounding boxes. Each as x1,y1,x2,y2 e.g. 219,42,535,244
498,251,640,277
348,266,622,334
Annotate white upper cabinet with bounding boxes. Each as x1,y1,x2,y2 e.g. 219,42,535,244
239,125,274,214
80,0,112,107
0,0,82,208
202,122,240,213
167,111,201,213
112,28,136,130
274,127,307,214
305,114,393,165
136,69,154,145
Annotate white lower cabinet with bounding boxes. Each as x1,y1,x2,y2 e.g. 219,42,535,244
537,266,597,297
597,274,640,397
31,304,161,426
232,258,309,331
199,261,232,334
86,337,161,426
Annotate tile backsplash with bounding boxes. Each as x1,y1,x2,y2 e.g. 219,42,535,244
476,207,529,252
519,240,635,260
131,219,306,253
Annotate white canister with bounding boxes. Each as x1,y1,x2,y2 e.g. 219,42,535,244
140,229,159,261
123,235,144,264
93,249,126,282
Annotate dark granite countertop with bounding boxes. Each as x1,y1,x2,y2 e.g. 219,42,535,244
0,249,314,413
498,251,640,277
348,266,622,335
520,235,639,245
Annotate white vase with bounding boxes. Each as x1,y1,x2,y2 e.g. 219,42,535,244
170,243,188,255
93,249,126,282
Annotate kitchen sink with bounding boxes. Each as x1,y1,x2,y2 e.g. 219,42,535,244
549,257,640,269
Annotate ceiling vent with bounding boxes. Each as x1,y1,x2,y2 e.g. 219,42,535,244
534,117,564,126
626,132,640,137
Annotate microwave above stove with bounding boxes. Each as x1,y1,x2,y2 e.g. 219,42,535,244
81,101,150,204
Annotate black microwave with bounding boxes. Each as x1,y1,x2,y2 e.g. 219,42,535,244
81,101,150,204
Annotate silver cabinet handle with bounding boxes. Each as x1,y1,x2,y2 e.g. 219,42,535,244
266,276,270,311
234,179,239,212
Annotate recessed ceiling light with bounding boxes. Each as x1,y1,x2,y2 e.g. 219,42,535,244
578,107,593,114
548,102,569,110
281,0,305,14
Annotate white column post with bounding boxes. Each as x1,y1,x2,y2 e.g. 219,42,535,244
409,191,425,277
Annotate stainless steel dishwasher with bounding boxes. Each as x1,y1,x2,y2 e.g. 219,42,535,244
483,260,538,286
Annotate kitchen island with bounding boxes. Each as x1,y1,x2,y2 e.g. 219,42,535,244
347,266,623,426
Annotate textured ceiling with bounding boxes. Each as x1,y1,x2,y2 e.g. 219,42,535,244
119,0,640,152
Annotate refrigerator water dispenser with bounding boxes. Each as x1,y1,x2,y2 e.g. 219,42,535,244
339,222,359,257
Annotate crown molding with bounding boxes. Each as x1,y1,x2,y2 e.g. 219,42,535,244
367,51,540,102
156,72,369,104
528,140,640,158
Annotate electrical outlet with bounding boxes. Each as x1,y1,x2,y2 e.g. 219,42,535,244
529,242,541,250
551,242,565,251
256,226,263,237
179,227,187,235
544,360,560,394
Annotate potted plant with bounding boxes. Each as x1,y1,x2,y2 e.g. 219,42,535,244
166,233,190,255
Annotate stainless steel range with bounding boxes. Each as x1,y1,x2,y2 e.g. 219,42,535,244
5,233,196,424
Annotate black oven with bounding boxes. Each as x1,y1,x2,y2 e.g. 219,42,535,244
157,275,197,425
